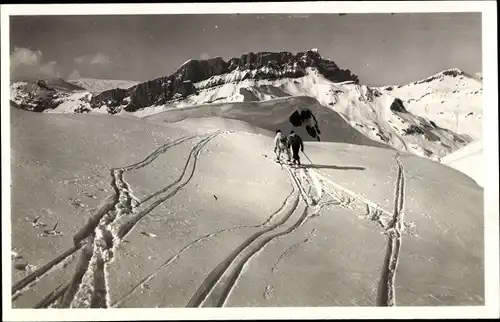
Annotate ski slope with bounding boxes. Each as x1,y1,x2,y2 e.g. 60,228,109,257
10,106,483,308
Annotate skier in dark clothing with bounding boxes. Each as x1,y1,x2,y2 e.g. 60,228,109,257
287,131,304,166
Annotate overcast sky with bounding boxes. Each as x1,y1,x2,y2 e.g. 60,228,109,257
10,13,482,85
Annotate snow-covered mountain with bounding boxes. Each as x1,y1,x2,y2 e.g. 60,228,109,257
67,78,140,93
10,79,89,113
9,49,482,161
383,68,482,141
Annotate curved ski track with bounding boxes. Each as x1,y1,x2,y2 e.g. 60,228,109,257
111,187,296,307
271,228,317,274
13,131,220,308
185,164,340,308
16,130,410,308
177,151,410,308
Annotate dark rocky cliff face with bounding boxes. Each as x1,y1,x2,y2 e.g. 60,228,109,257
389,98,407,113
90,88,129,114
92,49,360,113
11,81,66,112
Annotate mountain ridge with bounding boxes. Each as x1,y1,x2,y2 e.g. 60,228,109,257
92,49,360,113
9,49,482,162
67,78,140,93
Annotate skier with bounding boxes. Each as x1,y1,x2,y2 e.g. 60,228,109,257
287,130,304,166
274,130,291,163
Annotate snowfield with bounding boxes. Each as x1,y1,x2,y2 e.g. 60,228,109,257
10,105,483,308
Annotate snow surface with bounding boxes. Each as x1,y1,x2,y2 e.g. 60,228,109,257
10,106,483,308
441,140,483,187
143,96,389,149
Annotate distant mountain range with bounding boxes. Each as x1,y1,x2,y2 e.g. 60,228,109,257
10,49,482,161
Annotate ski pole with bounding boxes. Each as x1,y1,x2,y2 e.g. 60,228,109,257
303,152,313,164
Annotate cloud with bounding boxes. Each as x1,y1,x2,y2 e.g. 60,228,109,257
74,56,85,64
287,14,310,19
68,69,82,80
90,52,111,65
40,61,58,76
10,47,42,67
10,47,61,80
200,53,210,60
74,52,111,66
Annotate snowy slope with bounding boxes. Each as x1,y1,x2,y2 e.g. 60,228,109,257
10,107,483,308
44,91,95,114
441,140,483,187
67,78,140,93
383,69,483,141
144,96,390,148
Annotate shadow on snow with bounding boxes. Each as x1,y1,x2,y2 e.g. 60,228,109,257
302,164,366,171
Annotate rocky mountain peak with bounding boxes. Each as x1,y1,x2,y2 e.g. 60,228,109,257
90,49,360,113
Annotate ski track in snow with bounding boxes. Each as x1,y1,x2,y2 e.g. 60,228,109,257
110,186,296,308
18,130,413,308
34,284,69,308
70,132,220,308
184,181,302,307
185,164,342,308
11,135,199,300
271,227,317,274
13,132,219,308
11,244,82,299
377,153,406,307
115,132,220,239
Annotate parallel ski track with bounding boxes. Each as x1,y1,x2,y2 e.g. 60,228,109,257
216,170,338,307
111,187,296,308
215,175,338,307
116,132,220,239
179,147,407,308
186,166,336,308
377,153,406,307
20,132,411,308
34,284,69,309
185,181,301,307
12,135,197,299
14,133,210,308
63,132,219,308
11,244,83,297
